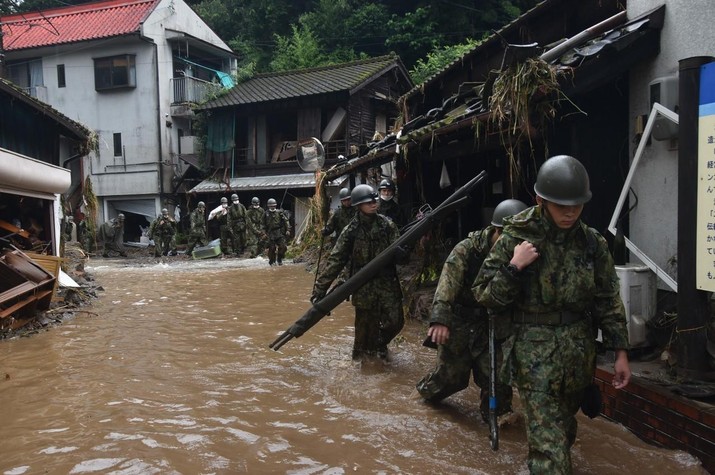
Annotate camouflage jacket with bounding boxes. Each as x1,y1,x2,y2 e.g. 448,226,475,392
315,212,401,308
189,208,206,235
149,216,176,238
264,209,290,238
430,226,510,338
324,205,356,237
246,206,264,234
228,203,247,230
473,206,629,392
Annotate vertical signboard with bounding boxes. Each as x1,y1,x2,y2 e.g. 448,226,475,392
696,62,715,290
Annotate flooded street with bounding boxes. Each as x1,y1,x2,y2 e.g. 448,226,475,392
0,258,706,474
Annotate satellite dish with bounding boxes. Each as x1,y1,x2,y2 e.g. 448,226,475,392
296,137,325,172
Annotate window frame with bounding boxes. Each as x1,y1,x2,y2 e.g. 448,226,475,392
94,54,137,91
57,64,66,88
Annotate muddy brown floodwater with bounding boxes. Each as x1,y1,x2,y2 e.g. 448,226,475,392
0,257,707,474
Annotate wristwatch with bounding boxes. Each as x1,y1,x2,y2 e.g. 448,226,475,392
503,263,521,279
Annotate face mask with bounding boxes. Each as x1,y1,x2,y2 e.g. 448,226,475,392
381,193,393,202
233,200,239,205
269,207,276,212
222,204,228,208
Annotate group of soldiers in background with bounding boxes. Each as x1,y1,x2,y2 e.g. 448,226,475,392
187,195,290,264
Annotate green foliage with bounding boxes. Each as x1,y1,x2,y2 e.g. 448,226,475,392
187,0,539,73
410,38,482,85
270,23,327,72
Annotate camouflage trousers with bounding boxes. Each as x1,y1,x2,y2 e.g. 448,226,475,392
103,239,126,257
520,387,583,475
153,233,173,257
353,302,404,360
416,319,513,418
229,225,246,255
219,225,231,255
186,230,207,254
266,236,287,265
245,230,262,258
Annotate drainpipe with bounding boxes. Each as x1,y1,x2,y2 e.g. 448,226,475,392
677,56,714,376
145,39,164,208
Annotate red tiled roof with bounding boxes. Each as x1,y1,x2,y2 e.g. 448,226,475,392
0,0,158,51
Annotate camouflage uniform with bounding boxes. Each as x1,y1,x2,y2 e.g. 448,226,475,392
246,205,265,258
209,205,230,255
186,207,207,254
473,206,629,475
323,204,356,241
228,201,247,255
416,226,513,419
149,214,176,257
312,212,404,359
378,198,404,226
263,208,290,265
99,217,126,257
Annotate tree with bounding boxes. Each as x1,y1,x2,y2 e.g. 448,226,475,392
269,23,327,72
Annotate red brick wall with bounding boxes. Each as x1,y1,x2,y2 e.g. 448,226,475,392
594,367,715,473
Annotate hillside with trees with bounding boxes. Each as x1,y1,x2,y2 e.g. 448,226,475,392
2,0,539,83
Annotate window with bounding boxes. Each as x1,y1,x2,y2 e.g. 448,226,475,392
57,64,66,88
94,55,136,91
113,133,122,157
6,59,44,92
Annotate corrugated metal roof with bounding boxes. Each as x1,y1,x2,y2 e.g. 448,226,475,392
202,55,405,109
0,0,157,51
190,173,334,193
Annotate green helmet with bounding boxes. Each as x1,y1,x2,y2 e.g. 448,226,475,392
197,201,205,208
117,213,125,221
220,197,228,204
338,188,350,200
251,197,260,205
231,194,239,201
534,155,592,205
350,184,378,206
267,198,277,208
161,208,169,216
491,199,528,227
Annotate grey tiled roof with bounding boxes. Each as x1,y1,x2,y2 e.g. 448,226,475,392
202,55,405,109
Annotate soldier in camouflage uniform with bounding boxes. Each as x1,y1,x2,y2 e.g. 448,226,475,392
311,184,406,360
228,194,247,256
208,197,230,256
263,198,290,265
245,197,264,258
473,156,631,475
416,199,527,421
149,208,176,257
99,213,127,257
322,188,356,242
186,201,207,255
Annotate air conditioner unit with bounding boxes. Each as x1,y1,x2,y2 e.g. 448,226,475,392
616,264,657,347
649,76,679,141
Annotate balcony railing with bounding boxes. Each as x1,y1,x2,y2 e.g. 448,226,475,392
170,76,220,105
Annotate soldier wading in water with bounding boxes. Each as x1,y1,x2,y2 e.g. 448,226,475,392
311,184,408,360
416,199,527,422
473,155,631,474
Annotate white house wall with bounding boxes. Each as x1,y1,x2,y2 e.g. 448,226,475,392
18,0,234,222
627,0,715,288
36,36,162,209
